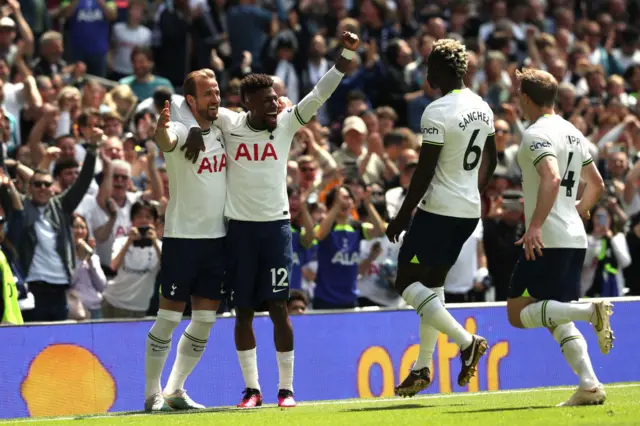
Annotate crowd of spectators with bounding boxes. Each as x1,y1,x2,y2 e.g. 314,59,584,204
0,0,639,323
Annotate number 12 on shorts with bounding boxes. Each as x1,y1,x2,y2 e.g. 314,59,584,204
271,267,289,288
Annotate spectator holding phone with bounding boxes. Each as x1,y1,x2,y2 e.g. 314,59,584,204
102,200,162,318
71,214,106,319
581,203,632,297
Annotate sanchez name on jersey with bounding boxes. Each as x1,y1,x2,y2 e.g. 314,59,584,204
165,121,227,238
517,114,594,249
419,88,495,218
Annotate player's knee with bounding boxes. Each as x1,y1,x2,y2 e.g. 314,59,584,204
268,300,289,326
506,302,525,329
235,308,254,326
159,295,186,313
191,296,220,312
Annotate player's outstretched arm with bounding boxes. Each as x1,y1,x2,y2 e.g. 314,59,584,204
577,161,605,218
154,100,178,153
295,32,359,124
529,156,561,229
478,134,497,191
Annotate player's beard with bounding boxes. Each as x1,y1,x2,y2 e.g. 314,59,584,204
197,104,218,122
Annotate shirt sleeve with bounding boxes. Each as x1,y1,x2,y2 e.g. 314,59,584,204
521,132,556,167
167,121,189,150
581,137,594,167
214,107,241,133
295,66,345,126
420,107,446,146
170,96,198,129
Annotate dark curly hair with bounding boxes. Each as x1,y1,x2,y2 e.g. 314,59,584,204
240,73,273,103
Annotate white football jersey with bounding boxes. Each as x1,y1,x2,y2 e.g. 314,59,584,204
517,114,593,249
165,121,227,238
213,107,304,221
419,88,495,218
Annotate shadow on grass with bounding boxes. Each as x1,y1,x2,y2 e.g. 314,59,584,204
343,403,465,413
445,406,553,415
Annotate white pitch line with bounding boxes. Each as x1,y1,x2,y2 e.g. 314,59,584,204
3,383,639,424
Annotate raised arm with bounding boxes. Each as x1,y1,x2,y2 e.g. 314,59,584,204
154,100,177,153
295,32,360,124
60,129,100,213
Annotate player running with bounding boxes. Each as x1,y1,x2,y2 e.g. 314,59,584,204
507,68,613,406
143,68,226,412
385,39,497,397
177,32,360,408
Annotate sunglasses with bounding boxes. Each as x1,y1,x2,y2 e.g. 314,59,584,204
113,174,130,180
32,181,52,189
300,167,317,173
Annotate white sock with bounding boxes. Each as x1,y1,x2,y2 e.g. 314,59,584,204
145,309,182,399
164,310,216,395
520,301,595,329
276,351,295,392
413,287,444,370
402,283,473,350
237,348,260,391
553,323,599,389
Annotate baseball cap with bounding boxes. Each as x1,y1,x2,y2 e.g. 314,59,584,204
0,17,15,29
342,116,367,135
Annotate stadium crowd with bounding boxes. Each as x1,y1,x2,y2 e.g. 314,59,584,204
0,0,639,324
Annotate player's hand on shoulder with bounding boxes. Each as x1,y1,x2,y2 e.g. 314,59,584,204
181,127,206,164
158,100,171,129
515,225,544,261
341,31,360,50
277,96,293,114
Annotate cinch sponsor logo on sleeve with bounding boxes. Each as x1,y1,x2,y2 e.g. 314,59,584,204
422,127,439,135
529,141,552,151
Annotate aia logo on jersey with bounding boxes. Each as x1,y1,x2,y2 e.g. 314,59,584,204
197,153,227,174
530,141,552,151
234,142,278,161
422,127,439,135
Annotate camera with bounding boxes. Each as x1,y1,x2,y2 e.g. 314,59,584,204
133,226,152,247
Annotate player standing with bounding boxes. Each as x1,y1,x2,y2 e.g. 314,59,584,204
177,32,360,408
507,68,613,406
143,69,227,411
386,39,497,397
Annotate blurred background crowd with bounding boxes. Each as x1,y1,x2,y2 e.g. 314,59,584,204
0,0,639,323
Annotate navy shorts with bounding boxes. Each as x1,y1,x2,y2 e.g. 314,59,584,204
508,248,586,302
159,237,225,302
225,219,293,309
398,209,479,267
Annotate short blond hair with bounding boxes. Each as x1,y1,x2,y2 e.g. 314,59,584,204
428,38,468,77
516,68,558,107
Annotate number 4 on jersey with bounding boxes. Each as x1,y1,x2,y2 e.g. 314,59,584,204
561,152,576,197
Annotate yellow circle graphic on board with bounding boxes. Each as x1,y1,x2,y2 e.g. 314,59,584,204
21,344,116,417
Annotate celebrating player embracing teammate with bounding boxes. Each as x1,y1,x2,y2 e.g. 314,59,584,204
144,68,226,411
176,32,361,408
